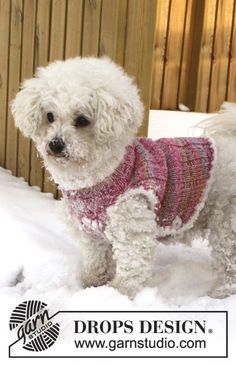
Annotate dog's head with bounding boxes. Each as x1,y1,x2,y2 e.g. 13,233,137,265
11,57,144,187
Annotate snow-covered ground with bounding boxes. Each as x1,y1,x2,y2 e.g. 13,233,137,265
1,110,235,364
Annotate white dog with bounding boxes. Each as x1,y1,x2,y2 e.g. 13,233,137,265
11,57,236,298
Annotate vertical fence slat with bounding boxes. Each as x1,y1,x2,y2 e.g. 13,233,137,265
49,0,67,62
151,0,170,109
65,0,84,58
30,0,51,189
194,0,217,111
161,0,187,110
17,0,37,181
178,0,196,108
82,0,102,56
34,0,51,68
124,0,157,136
176,0,190,108
99,0,127,65
43,0,67,195
0,0,10,167
208,0,235,111
30,145,44,189
6,0,23,175
179,0,205,111
226,2,236,101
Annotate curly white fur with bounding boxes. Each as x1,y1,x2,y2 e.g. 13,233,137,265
11,57,143,189
11,57,236,299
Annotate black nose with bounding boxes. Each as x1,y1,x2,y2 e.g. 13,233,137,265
49,138,65,154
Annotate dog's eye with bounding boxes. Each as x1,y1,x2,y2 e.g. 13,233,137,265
47,112,54,123
74,115,91,128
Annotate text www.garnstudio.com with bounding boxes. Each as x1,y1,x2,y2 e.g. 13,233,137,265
74,337,206,351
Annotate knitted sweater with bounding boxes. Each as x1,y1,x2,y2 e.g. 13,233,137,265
62,137,215,239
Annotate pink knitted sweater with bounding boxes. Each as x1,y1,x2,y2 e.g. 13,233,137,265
62,137,215,239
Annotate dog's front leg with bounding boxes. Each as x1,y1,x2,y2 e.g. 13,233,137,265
106,192,158,298
79,233,115,288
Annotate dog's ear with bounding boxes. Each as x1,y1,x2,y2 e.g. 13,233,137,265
93,85,144,144
11,77,43,139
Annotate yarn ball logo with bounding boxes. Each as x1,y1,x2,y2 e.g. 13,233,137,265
9,300,60,352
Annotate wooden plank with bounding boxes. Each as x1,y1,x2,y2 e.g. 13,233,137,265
44,0,67,195
151,0,170,109
49,0,67,62
99,0,127,65
124,0,157,136
195,0,217,112
82,0,102,56
176,0,190,108
34,0,51,68
17,0,37,181
0,0,10,167
226,1,236,101
65,0,84,58
6,0,23,175
210,0,235,109
30,0,51,189
180,0,205,111
161,0,187,110
178,0,197,109
30,146,45,188
208,0,235,111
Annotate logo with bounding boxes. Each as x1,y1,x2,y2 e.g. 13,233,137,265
9,300,60,352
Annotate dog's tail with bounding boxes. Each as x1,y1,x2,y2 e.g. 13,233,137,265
199,102,236,137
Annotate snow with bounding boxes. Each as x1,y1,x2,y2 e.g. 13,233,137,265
1,110,235,364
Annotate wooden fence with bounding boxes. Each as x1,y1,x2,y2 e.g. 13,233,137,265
0,0,156,195
151,0,236,112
